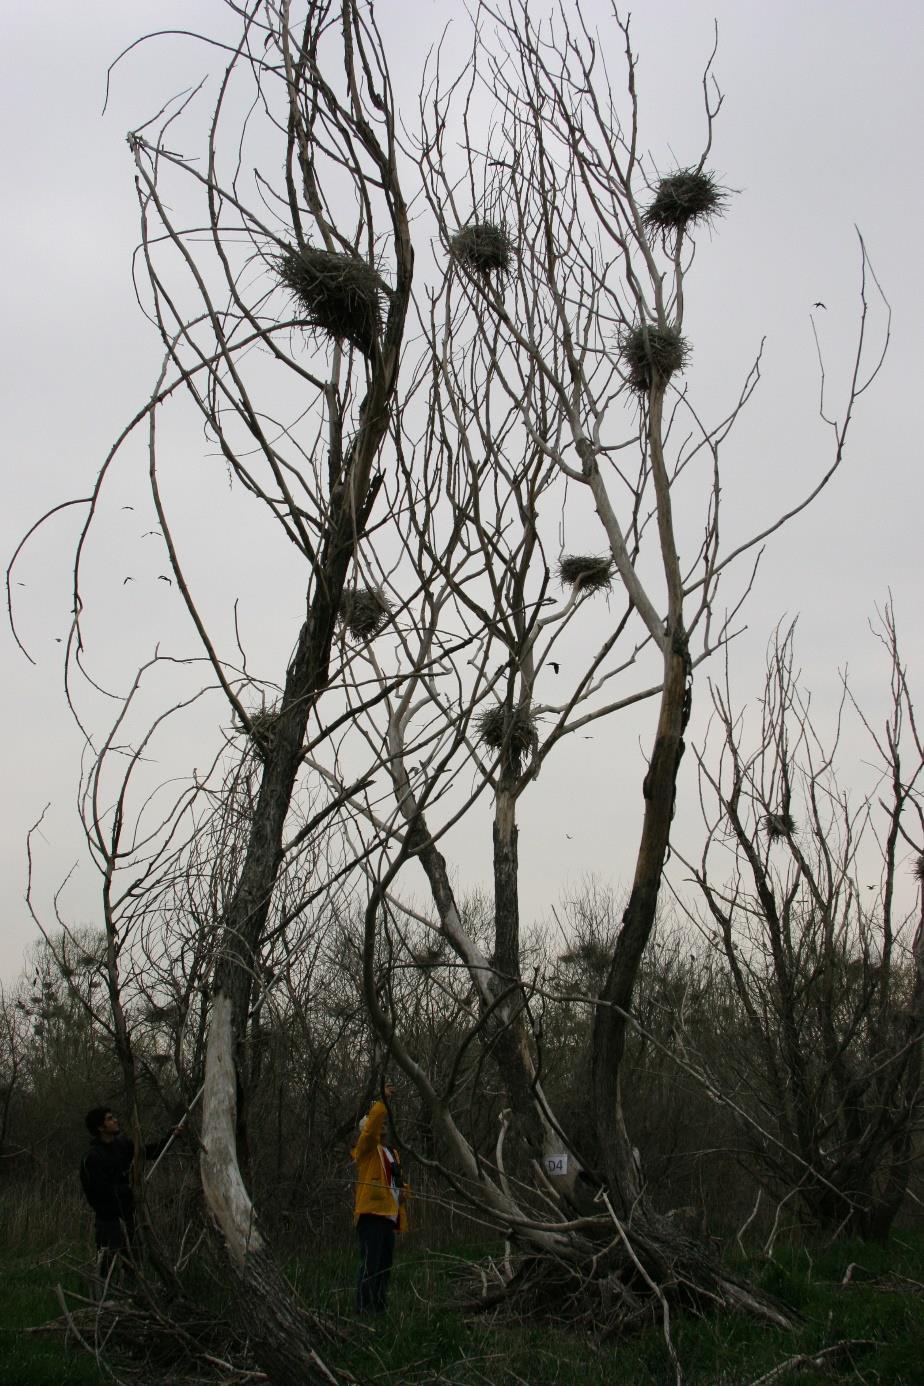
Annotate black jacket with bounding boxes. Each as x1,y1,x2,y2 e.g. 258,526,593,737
79,1132,171,1221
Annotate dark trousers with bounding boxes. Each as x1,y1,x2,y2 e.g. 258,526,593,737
94,1214,135,1284
356,1213,396,1313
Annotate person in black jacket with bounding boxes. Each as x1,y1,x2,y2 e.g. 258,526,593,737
79,1106,177,1274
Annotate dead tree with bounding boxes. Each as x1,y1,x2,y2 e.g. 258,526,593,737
16,2,413,1380
12,0,891,1369
335,0,888,1334
686,610,924,1241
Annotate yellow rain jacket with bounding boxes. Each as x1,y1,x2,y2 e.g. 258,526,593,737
351,1100,408,1232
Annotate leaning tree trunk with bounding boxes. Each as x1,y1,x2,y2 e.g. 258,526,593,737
199,520,368,1384
201,995,342,1385
581,378,793,1325
489,759,553,1156
591,627,691,1213
389,724,596,1213
198,148,412,1380
591,375,690,1213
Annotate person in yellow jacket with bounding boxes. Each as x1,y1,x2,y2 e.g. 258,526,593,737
351,1081,408,1314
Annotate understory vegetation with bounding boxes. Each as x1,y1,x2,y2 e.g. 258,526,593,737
4,1220,924,1385
2,880,923,1381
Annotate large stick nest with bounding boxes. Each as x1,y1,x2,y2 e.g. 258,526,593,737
276,245,389,357
477,705,537,757
339,586,392,641
449,221,514,276
558,554,616,594
235,704,281,758
644,168,727,234
619,324,690,393
765,811,798,841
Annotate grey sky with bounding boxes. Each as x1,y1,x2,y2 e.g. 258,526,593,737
2,0,922,983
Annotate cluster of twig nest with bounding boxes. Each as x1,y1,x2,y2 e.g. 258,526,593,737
558,554,616,595
644,168,726,235
619,323,690,393
276,244,389,357
235,705,281,759
477,705,537,759
449,221,514,276
558,939,613,975
143,1001,181,1024
765,811,798,841
915,854,924,884
339,586,392,641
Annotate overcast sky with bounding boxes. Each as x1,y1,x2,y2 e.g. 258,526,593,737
2,0,922,984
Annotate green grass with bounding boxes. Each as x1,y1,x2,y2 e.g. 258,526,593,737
4,1234,924,1384
0,1254,106,1386
284,1233,924,1385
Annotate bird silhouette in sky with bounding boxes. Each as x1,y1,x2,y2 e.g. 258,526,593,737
158,575,173,585
123,576,134,584
121,505,135,511
549,661,560,674
813,301,826,309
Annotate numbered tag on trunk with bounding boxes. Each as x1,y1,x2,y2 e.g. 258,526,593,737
545,1153,569,1177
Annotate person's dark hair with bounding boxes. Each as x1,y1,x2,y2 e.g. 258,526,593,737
85,1106,111,1136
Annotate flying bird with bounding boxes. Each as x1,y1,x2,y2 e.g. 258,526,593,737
549,661,560,674
157,575,173,585
813,301,826,310
123,576,134,584
121,505,135,511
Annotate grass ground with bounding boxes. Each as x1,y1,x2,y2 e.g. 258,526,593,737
0,1253,107,1386
3,1232,924,1384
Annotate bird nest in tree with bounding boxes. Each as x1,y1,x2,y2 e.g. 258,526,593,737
276,245,388,357
477,705,536,757
915,855,924,884
558,553,616,594
765,811,797,841
644,169,726,234
144,1002,180,1024
235,705,280,757
619,324,690,393
449,221,514,276
339,587,391,641
559,940,612,974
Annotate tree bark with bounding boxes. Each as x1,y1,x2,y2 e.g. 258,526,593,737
201,994,341,1385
